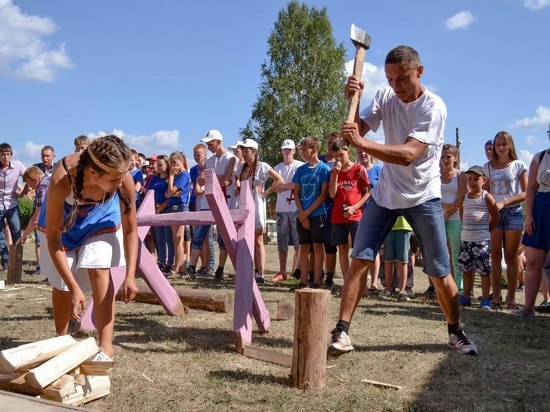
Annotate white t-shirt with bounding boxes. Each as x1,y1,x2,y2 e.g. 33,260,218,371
274,160,304,213
360,87,446,209
482,160,527,205
206,151,236,207
234,161,272,229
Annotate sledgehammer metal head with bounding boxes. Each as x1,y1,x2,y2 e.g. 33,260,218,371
350,24,371,50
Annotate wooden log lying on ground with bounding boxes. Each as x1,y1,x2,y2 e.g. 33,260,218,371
291,289,330,389
116,286,232,313
0,336,77,374
25,337,99,390
0,372,41,396
7,244,23,285
242,346,292,367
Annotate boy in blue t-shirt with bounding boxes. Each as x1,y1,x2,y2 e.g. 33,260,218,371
292,136,331,289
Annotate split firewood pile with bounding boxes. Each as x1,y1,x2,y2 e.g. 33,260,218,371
0,336,112,406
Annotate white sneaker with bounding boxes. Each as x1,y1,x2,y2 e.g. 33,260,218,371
448,332,478,355
92,349,113,362
327,329,354,356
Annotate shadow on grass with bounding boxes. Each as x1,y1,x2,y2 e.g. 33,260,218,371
410,311,550,411
209,369,289,386
111,311,293,354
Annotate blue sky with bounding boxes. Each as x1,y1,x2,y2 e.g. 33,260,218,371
1,0,549,170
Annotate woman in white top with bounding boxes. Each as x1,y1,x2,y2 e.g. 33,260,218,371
440,144,467,294
234,139,283,283
483,131,527,308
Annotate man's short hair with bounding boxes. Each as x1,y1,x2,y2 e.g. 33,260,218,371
0,143,13,154
23,166,45,181
74,135,89,146
385,45,421,69
301,136,321,150
41,145,55,153
193,143,207,152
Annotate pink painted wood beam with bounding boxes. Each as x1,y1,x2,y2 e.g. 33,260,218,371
204,170,237,263
137,209,247,227
78,191,186,332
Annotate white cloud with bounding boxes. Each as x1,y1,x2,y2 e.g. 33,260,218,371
519,149,534,167
511,106,550,128
445,11,476,30
525,135,537,145
523,0,550,10
345,60,387,105
12,140,43,167
87,129,180,156
0,0,73,82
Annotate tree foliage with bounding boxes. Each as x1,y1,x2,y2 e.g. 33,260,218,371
242,1,347,167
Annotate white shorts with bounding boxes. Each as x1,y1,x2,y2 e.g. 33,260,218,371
39,230,126,293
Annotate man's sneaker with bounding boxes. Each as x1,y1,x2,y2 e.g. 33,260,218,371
328,329,354,356
480,299,492,311
32,266,42,277
535,300,550,313
459,295,472,307
255,275,265,284
424,285,435,296
448,332,478,355
398,291,410,302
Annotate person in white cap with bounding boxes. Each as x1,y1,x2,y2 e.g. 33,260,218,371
234,138,284,284
200,129,237,281
271,139,304,282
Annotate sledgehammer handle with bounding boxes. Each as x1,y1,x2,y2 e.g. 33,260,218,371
346,46,367,123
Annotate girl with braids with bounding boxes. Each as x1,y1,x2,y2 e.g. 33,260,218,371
166,151,191,276
37,135,138,361
234,139,283,283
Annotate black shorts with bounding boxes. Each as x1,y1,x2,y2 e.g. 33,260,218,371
322,211,337,254
297,215,326,245
331,222,359,246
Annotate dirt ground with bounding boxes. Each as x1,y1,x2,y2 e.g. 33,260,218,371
1,243,549,412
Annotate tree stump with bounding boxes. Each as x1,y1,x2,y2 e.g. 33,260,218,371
291,289,330,389
7,244,23,285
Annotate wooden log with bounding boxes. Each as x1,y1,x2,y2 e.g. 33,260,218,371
0,371,41,396
61,375,110,406
115,286,232,313
242,346,292,367
79,360,114,376
40,374,76,401
6,244,23,285
0,335,77,374
25,337,99,390
291,289,330,389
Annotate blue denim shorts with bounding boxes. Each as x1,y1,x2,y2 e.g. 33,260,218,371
496,205,523,231
352,198,450,277
383,230,411,262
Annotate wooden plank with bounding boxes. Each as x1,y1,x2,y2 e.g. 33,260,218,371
0,389,90,411
242,346,292,368
232,181,256,350
137,209,248,227
6,244,23,285
0,336,77,374
25,338,99,390
204,169,237,262
79,360,114,376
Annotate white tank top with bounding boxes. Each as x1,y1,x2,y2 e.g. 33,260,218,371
441,173,460,221
461,191,490,242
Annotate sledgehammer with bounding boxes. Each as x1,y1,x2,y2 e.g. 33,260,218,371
346,24,371,123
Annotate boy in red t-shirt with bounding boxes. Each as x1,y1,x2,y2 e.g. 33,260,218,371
328,139,370,285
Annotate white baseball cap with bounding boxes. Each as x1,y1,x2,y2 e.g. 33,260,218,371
239,139,259,150
228,140,244,150
202,129,223,143
281,139,296,150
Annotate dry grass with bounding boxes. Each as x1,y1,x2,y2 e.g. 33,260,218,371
1,244,549,411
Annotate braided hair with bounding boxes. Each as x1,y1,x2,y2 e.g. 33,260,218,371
62,135,132,231
239,149,259,191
